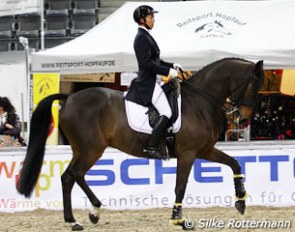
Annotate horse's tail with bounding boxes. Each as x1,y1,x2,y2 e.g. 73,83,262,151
17,93,69,198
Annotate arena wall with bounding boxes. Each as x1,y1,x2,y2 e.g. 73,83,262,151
1,141,295,212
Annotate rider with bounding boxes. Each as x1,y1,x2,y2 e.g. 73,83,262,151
125,5,182,159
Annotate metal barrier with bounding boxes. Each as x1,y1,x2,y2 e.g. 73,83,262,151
225,125,250,141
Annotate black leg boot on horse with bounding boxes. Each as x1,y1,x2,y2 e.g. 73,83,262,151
145,115,169,159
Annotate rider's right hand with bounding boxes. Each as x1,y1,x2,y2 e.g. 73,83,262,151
169,68,178,78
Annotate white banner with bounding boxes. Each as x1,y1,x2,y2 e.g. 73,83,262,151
0,0,40,17
1,147,295,212
32,0,295,73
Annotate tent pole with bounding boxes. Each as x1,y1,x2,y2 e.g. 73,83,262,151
20,92,25,140
40,0,45,50
19,36,31,141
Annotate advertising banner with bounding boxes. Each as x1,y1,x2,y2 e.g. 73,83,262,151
32,73,60,145
0,0,40,17
1,147,295,212
32,0,295,73
61,73,115,83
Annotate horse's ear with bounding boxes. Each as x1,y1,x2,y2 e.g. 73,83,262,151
257,60,263,67
253,60,264,88
255,60,263,69
253,60,264,75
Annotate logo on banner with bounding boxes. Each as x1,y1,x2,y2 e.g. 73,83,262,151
33,73,60,144
176,12,246,39
34,75,59,102
195,20,231,36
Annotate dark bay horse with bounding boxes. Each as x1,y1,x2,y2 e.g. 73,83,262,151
17,58,264,231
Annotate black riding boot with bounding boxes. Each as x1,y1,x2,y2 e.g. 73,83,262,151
145,115,169,159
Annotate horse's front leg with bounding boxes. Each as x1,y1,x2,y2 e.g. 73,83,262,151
171,153,196,230
201,147,247,215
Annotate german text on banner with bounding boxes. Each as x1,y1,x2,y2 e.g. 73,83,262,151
1,146,295,212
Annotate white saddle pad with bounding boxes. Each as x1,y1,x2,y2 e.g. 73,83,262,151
125,95,181,134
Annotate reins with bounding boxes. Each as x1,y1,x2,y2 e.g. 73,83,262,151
178,69,257,122
178,68,226,108
179,69,229,110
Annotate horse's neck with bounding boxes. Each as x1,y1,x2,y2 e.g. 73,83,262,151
194,67,231,101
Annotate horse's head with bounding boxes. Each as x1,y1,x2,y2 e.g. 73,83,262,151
229,60,264,125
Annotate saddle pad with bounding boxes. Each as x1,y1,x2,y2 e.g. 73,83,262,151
125,95,182,134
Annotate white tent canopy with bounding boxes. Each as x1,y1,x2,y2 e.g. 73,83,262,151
31,0,295,74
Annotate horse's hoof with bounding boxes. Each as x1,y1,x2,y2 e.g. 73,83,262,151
170,218,195,230
71,222,84,231
170,218,184,225
235,200,246,215
89,212,99,224
180,219,195,231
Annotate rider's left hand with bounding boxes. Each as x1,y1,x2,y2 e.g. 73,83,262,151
173,63,183,72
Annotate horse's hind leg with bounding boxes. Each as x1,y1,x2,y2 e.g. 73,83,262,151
61,166,81,229
61,149,105,231
171,152,196,229
73,170,101,224
202,147,247,215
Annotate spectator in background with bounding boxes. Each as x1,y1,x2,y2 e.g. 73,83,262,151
0,97,26,146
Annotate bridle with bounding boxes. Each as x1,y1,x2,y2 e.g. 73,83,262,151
225,73,260,125
179,69,260,126
228,73,259,108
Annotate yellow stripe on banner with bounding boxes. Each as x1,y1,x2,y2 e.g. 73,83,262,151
33,73,60,145
280,69,295,96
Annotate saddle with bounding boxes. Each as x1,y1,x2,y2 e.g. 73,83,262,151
147,78,180,127
150,79,181,157
125,78,181,158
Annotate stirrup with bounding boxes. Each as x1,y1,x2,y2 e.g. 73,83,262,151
143,147,167,159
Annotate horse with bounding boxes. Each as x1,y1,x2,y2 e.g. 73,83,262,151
17,58,264,231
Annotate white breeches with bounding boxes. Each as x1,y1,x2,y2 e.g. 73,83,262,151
152,83,172,118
